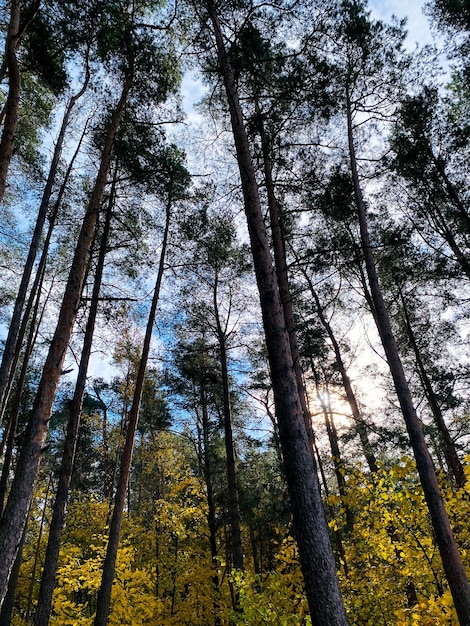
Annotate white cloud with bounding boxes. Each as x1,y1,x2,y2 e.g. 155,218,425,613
369,0,436,48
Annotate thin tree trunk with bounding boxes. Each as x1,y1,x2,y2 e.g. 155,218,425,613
398,288,465,487
25,474,53,622
200,377,222,626
258,115,316,449
310,419,349,578
0,113,88,459
0,257,48,515
95,389,112,500
249,524,261,575
299,266,378,473
0,0,20,201
0,72,90,423
93,201,171,626
309,354,354,531
213,277,244,573
33,183,113,626
0,337,51,619
346,86,470,624
0,511,28,625
205,6,349,624
424,198,470,279
428,148,470,235
0,0,39,83
0,75,132,605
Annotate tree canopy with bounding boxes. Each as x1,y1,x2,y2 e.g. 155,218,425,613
1,0,470,623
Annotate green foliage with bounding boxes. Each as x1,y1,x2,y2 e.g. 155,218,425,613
13,74,55,174
431,0,470,33
113,117,190,197
389,88,440,180
139,368,172,434
21,10,68,96
181,204,250,273
318,167,356,223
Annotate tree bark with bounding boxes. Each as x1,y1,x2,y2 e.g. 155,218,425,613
0,116,89,462
0,72,90,423
346,86,470,624
0,252,47,516
93,202,171,626
200,375,222,626
398,288,465,487
205,5,349,624
33,182,113,626
257,115,316,448
25,474,53,622
0,512,28,625
299,267,378,473
213,276,244,573
310,420,349,578
0,74,132,605
0,0,20,201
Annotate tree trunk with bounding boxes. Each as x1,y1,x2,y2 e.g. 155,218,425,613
213,277,244,573
0,115,88,460
398,288,465,487
346,86,470,624
93,202,171,626
0,0,20,201
0,74,132,605
299,267,378,473
94,387,112,501
205,5,349,624
33,184,113,626
429,147,470,234
0,73,90,423
308,354,354,531
423,197,470,279
0,254,48,516
25,474,53,622
0,512,28,625
200,377,222,626
258,115,316,450
310,424,349,578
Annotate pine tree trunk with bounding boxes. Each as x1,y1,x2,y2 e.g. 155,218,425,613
213,277,244,573
300,269,378,473
200,378,222,626
0,117,87,459
0,0,20,201
93,203,171,626
258,117,316,448
0,74,90,422
0,75,132,605
311,428,349,578
346,87,470,624
205,5,349,623
33,187,113,626
0,255,47,515
398,289,465,487
25,474,53,622
0,513,28,625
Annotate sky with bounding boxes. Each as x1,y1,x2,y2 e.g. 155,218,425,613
2,0,440,381
181,0,439,117
370,0,435,46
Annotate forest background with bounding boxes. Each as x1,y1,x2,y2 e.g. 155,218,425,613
1,0,470,624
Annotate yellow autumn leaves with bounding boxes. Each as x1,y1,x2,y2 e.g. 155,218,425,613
14,440,470,624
